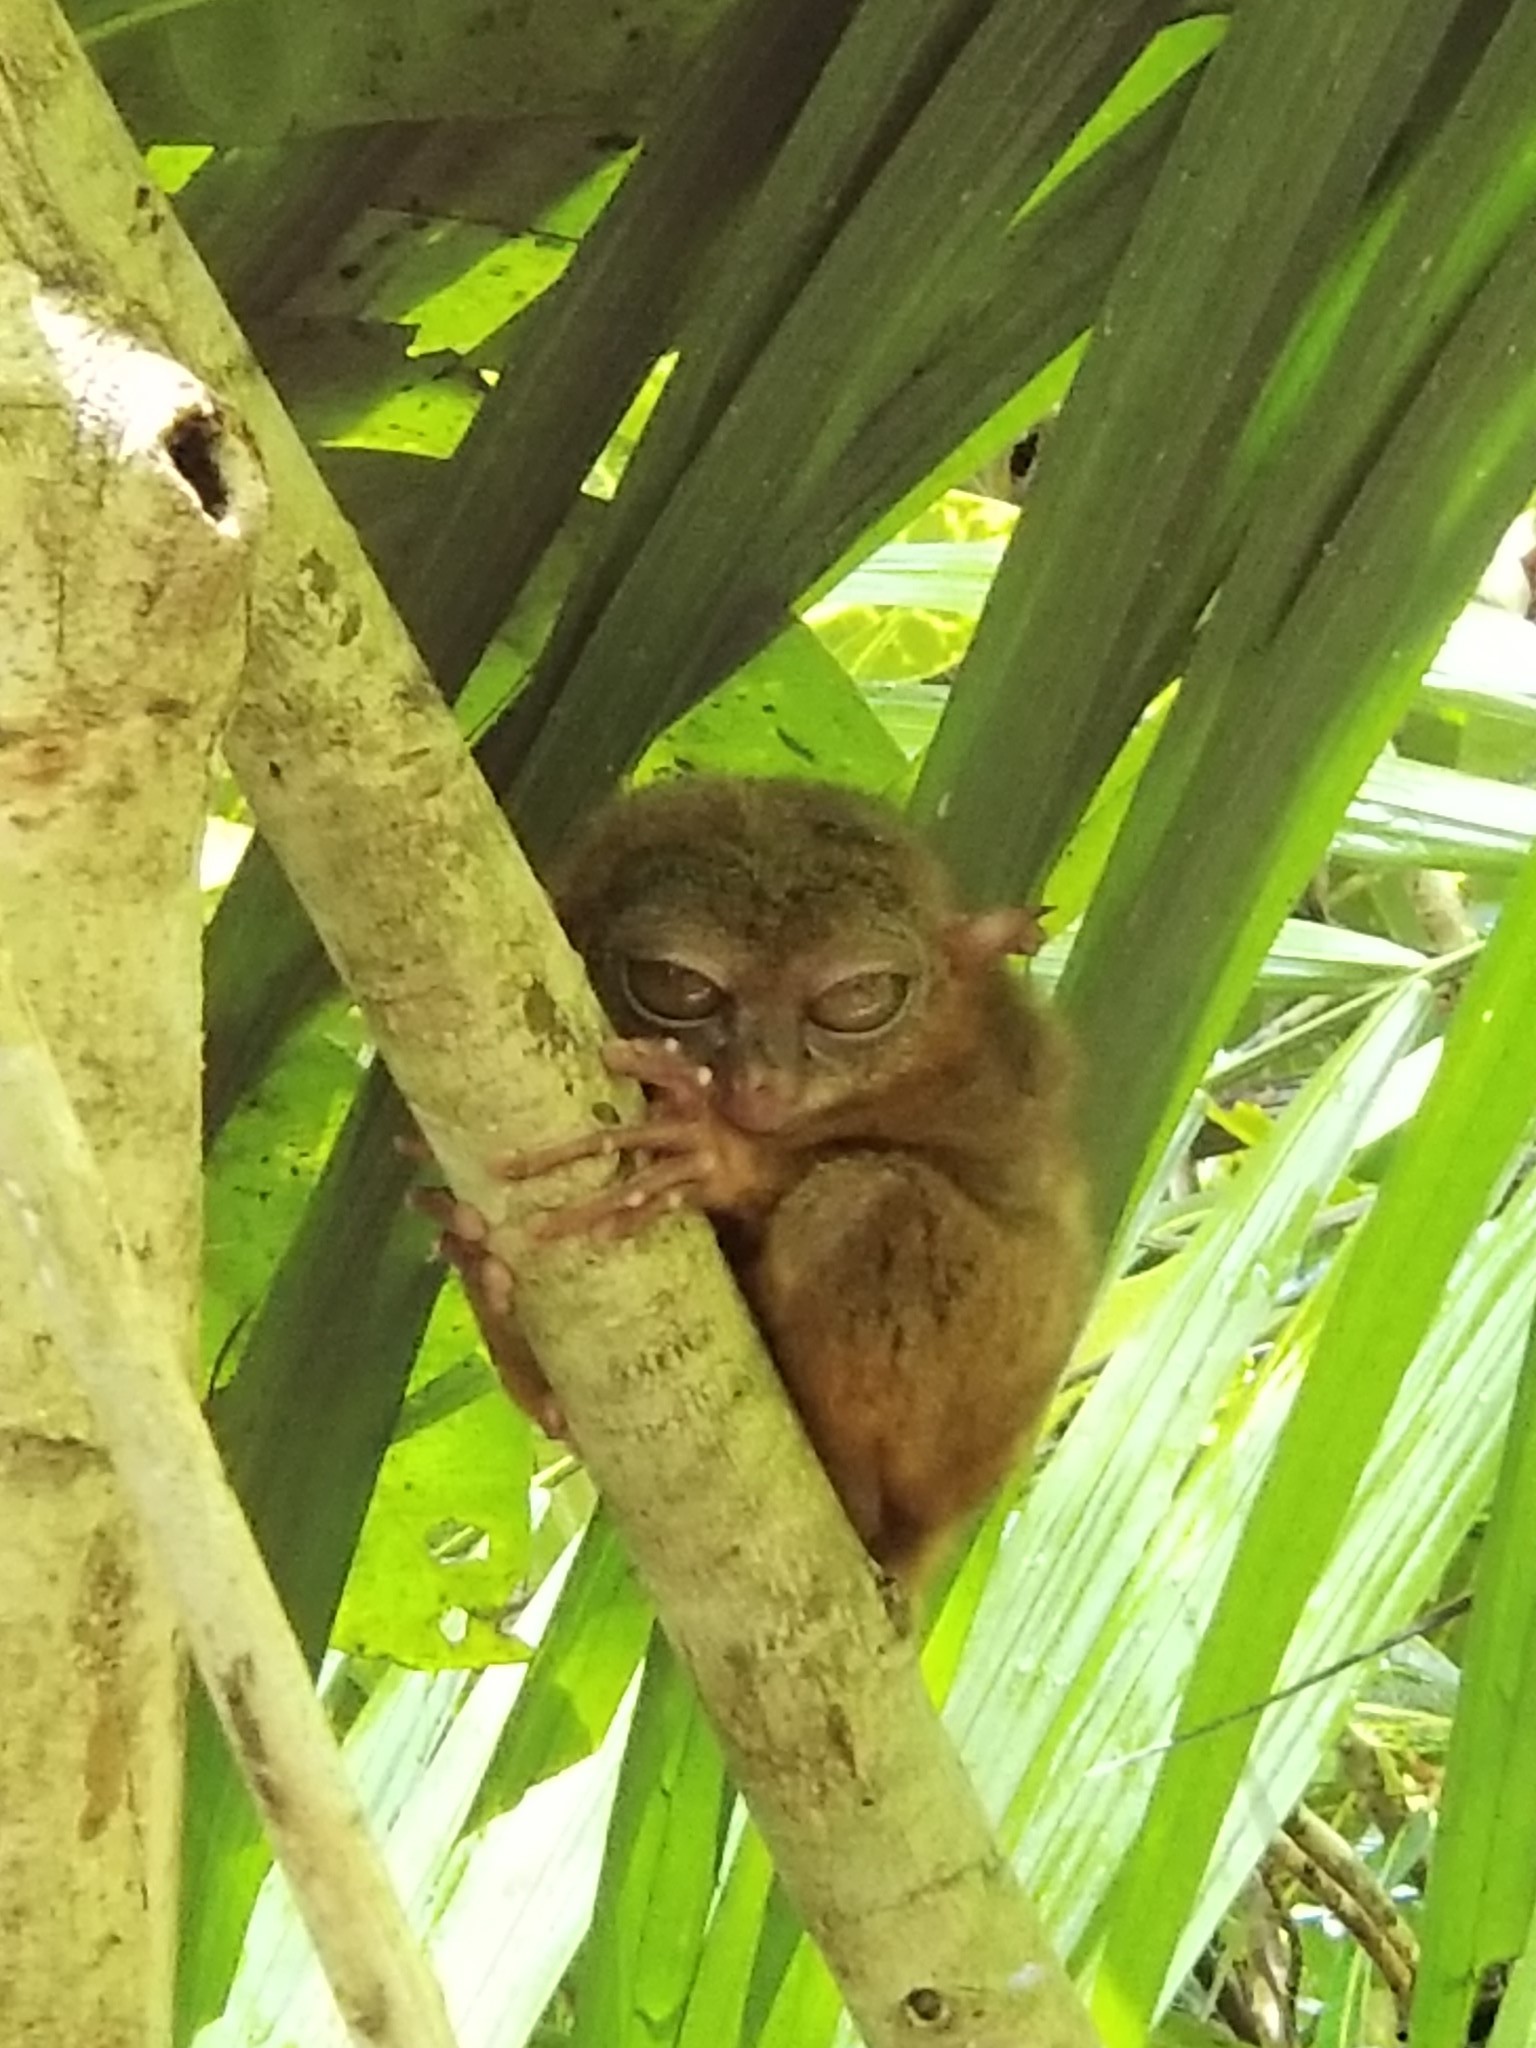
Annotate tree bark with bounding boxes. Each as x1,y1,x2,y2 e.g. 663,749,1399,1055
0,948,458,2048
2,5,1103,2042
0,290,249,2042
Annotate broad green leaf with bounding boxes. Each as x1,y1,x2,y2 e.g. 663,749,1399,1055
813,600,974,688
1337,754,1536,874
468,1510,651,1833
947,978,1430,1818
202,997,362,1382
1094,834,1536,2041
331,1278,535,1668
1058,0,1536,1237
1411,1298,1536,2048
573,1639,727,2048
677,1821,776,2048
915,0,1468,896
637,624,906,794
264,321,486,457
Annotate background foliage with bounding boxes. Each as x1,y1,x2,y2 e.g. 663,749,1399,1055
74,0,1536,2041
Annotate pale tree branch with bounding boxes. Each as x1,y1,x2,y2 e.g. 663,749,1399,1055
0,951,458,2048
0,4,1101,2041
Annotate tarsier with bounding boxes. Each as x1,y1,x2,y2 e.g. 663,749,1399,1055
423,776,1091,1584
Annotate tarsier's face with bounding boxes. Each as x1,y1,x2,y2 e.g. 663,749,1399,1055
558,778,965,1139
593,909,935,1135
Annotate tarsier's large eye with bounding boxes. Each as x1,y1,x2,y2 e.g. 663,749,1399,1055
805,971,909,1035
620,956,725,1026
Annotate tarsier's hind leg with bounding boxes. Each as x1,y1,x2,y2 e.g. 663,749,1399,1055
745,1151,1066,1583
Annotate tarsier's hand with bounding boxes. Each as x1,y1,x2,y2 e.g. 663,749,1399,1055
495,1037,776,1241
402,1035,787,1438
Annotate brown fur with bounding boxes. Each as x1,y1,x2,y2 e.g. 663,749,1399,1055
447,776,1091,1582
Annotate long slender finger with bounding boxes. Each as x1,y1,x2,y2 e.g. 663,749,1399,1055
393,1131,436,1165
491,1127,632,1181
492,1116,712,1183
531,1154,705,1242
602,1037,714,1102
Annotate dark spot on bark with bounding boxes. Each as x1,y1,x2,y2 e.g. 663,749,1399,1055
826,1704,857,1775
219,1653,288,1823
877,1566,912,1636
904,1985,947,2026
522,980,577,1055
165,409,229,520
301,549,338,602
0,1428,105,1484
220,1655,263,1761
73,1532,137,1840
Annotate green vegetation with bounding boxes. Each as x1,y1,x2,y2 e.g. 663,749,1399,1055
67,0,1536,2040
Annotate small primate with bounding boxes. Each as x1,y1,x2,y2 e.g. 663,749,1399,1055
425,776,1090,1583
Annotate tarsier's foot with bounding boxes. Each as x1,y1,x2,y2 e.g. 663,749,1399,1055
409,1185,516,1316
494,1037,759,1241
408,1184,568,1438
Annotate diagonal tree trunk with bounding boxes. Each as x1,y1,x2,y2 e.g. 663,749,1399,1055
0,5,1102,2043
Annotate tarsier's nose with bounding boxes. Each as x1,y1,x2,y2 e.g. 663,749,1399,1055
719,1064,800,1133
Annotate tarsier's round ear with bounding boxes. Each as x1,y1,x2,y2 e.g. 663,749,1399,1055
942,905,1050,969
